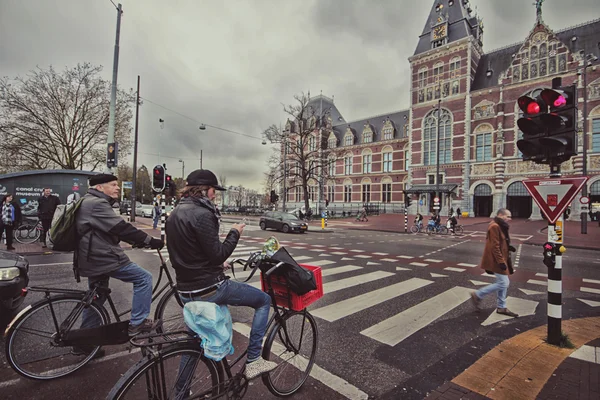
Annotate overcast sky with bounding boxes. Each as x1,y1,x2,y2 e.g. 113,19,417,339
1,0,598,190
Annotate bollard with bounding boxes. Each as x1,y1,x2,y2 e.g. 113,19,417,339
547,215,564,346
161,198,166,242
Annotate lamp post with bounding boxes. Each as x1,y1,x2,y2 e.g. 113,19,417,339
178,159,185,179
580,53,598,234
436,98,442,211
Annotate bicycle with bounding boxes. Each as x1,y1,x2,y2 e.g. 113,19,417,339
4,249,179,380
448,224,464,235
410,220,425,233
426,221,448,235
106,253,320,400
13,219,44,244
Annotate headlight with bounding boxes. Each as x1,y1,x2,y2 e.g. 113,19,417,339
0,267,20,281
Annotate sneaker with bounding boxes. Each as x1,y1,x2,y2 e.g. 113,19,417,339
470,292,481,310
244,357,278,379
497,308,519,318
128,319,159,336
71,347,106,359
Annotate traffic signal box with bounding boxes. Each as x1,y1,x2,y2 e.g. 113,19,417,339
165,174,177,197
152,165,166,193
404,195,412,208
516,85,577,165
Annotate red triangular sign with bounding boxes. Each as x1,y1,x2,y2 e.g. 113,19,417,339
523,177,588,224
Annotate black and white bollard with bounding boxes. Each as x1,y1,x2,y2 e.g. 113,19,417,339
546,215,565,346
161,197,166,242
404,207,408,233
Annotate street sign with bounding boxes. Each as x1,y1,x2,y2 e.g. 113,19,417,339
122,181,133,190
580,196,590,204
434,197,440,203
523,177,588,224
107,142,118,168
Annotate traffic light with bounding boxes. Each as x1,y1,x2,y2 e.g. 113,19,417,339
270,190,276,203
326,199,329,207
165,174,176,197
539,85,577,162
516,84,578,164
542,242,556,268
404,194,412,208
152,165,165,192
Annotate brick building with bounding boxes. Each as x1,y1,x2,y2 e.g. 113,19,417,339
282,0,600,219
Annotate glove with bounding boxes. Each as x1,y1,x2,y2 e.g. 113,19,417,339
498,263,507,271
149,238,164,250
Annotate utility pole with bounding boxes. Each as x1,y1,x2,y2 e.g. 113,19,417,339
106,2,122,173
200,150,203,169
131,75,140,222
580,57,591,234
435,97,442,211
282,124,287,212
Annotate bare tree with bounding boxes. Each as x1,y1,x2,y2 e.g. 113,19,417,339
0,63,134,172
262,93,340,214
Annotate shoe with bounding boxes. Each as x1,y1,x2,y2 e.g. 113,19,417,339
7,246,16,250
470,292,481,310
41,243,47,248
244,357,278,379
71,347,106,359
128,319,159,336
497,308,519,318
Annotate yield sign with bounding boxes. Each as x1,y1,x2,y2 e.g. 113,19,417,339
523,177,588,224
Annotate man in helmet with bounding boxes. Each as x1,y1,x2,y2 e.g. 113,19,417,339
166,169,277,380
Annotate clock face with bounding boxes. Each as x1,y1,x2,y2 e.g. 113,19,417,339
433,25,447,40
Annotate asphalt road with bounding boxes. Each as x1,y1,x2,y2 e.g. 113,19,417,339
1,223,599,399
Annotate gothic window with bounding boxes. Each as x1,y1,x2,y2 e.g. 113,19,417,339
540,43,547,58
328,156,336,176
549,57,556,74
476,132,492,161
403,123,409,137
449,57,460,77
513,66,520,82
327,182,335,203
522,64,529,79
452,80,459,95
443,82,449,97
381,178,392,203
344,154,353,175
418,90,424,103
558,54,567,72
328,136,337,149
362,150,372,173
344,132,354,146
435,85,441,100
592,117,600,153
433,63,443,82
418,68,428,88
309,136,317,151
531,46,538,59
427,87,433,101
539,59,547,76
531,63,538,79
423,109,452,165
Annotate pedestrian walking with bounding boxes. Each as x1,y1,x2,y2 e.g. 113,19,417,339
37,188,61,248
456,207,461,219
470,208,519,318
1,194,22,251
152,201,162,229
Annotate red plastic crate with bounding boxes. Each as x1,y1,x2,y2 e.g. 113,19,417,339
260,264,323,311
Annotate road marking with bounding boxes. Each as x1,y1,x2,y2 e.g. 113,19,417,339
312,244,326,247
396,267,411,271
317,253,333,257
519,288,544,295
424,259,443,263
470,280,490,286
361,286,471,346
341,257,354,261
310,260,336,267
481,297,538,326
330,247,344,250
350,249,365,253
373,252,389,256
431,273,448,278
331,252,347,255
321,265,363,277
312,278,433,322
398,255,413,259
527,279,548,286
233,323,368,400
581,287,600,294
324,271,395,294
444,267,466,272
583,278,600,285
535,273,548,277
380,258,398,262
29,262,72,267
457,263,478,268
354,255,371,259
410,262,428,267
293,256,314,261
577,298,600,307
366,262,381,266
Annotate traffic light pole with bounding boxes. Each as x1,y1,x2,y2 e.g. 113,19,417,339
160,195,166,242
547,162,563,346
580,63,589,234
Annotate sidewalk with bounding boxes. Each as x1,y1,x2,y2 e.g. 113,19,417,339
426,316,600,400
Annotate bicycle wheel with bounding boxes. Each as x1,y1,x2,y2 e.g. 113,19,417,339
14,224,40,244
107,343,221,400
154,287,186,334
439,226,449,235
5,295,109,380
455,226,464,235
410,225,419,234
262,311,318,397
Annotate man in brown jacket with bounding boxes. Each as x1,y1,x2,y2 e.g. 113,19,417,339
471,208,519,317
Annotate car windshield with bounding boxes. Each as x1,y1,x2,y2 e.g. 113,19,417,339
281,213,300,221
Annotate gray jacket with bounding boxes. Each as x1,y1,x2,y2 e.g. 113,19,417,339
76,189,151,277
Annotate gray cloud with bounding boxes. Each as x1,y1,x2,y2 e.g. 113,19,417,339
1,0,598,190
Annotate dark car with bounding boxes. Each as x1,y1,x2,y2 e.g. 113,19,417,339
259,211,308,233
0,250,29,311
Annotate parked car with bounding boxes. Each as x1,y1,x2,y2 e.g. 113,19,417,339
259,211,308,233
135,204,154,218
0,250,29,312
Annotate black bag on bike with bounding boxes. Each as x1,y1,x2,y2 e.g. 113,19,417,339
261,247,317,295
49,199,84,252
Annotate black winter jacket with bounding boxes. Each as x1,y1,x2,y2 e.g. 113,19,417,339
165,196,240,291
38,194,61,220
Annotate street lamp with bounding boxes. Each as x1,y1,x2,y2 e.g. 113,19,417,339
579,53,599,234
179,159,185,179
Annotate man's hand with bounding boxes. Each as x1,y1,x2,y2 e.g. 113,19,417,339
149,238,165,250
498,263,507,271
231,223,246,236
223,261,232,271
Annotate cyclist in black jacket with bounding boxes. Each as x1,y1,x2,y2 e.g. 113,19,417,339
37,188,61,248
166,169,278,379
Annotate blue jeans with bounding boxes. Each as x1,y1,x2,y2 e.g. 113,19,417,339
81,262,153,329
475,273,509,309
153,215,160,229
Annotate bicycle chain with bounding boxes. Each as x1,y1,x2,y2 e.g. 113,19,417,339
225,374,249,400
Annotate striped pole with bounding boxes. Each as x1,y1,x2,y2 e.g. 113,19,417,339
160,196,166,242
547,215,564,346
325,207,328,227
404,207,408,233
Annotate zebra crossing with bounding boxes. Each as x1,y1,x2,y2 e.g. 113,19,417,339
143,241,600,348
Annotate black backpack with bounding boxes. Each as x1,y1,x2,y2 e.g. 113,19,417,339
49,199,84,252
262,247,317,295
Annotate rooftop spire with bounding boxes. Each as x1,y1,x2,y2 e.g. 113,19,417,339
535,0,545,24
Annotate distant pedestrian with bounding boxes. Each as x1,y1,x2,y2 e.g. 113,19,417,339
152,202,162,230
1,194,22,251
456,207,462,219
67,191,81,206
37,188,61,248
470,208,519,318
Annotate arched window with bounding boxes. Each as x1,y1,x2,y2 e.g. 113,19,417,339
344,152,353,175
344,131,354,146
474,124,493,161
362,149,372,173
343,178,352,202
449,57,460,78
381,177,393,203
362,124,373,143
474,184,492,196
328,132,337,149
327,155,336,176
418,67,428,88
423,109,452,165
361,178,372,203
382,145,393,173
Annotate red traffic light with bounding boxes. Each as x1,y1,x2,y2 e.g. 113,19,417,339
166,175,172,181
154,169,160,175
543,243,554,250
541,88,570,110
517,96,544,116
527,102,540,114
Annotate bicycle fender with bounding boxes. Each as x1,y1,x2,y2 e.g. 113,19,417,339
4,304,32,337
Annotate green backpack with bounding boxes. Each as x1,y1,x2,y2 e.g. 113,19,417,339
49,199,84,252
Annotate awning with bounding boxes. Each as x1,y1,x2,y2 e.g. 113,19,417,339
404,184,458,194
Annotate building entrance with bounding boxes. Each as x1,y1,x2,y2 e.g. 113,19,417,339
506,181,532,218
473,184,493,217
